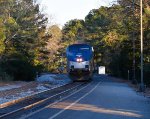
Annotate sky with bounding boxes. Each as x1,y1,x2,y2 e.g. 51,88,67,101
39,0,115,27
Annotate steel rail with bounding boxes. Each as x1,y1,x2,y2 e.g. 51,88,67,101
0,83,71,108
0,82,88,119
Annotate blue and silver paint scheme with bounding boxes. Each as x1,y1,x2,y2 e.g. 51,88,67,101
68,61,90,69
66,44,94,81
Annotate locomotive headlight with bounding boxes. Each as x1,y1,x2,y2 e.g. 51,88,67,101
77,58,80,62
79,58,83,62
76,58,83,62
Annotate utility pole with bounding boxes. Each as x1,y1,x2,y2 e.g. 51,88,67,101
132,0,136,84
139,0,145,92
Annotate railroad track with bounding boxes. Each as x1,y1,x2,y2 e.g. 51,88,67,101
0,81,89,119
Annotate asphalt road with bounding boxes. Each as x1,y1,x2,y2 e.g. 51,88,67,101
20,75,150,119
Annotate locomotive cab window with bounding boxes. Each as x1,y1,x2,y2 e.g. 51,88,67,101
80,47,90,50
69,45,91,53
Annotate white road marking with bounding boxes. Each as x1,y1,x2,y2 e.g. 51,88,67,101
48,82,100,119
20,82,96,119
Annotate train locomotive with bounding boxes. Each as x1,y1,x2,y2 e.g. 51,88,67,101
66,43,94,81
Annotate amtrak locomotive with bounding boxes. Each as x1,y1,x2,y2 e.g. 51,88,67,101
66,44,94,81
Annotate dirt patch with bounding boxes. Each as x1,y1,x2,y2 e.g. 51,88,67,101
0,82,38,98
144,87,150,97
0,81,26,87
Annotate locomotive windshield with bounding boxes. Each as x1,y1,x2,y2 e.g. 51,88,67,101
69,44,91,52
66,44,93,62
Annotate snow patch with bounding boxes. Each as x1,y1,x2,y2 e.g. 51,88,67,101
37,74,71,85
36,85,49,91
0,98,11,104
37,74,56,82
19,90,34,97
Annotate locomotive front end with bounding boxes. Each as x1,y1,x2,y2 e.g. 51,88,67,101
66,44,94,81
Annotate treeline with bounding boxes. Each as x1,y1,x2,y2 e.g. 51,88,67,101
62,0,150,85
0,0,62,81
0,0,149,85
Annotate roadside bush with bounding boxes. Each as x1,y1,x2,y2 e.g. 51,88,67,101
0,66,14,81
1,59,36,81
144,64,150,86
